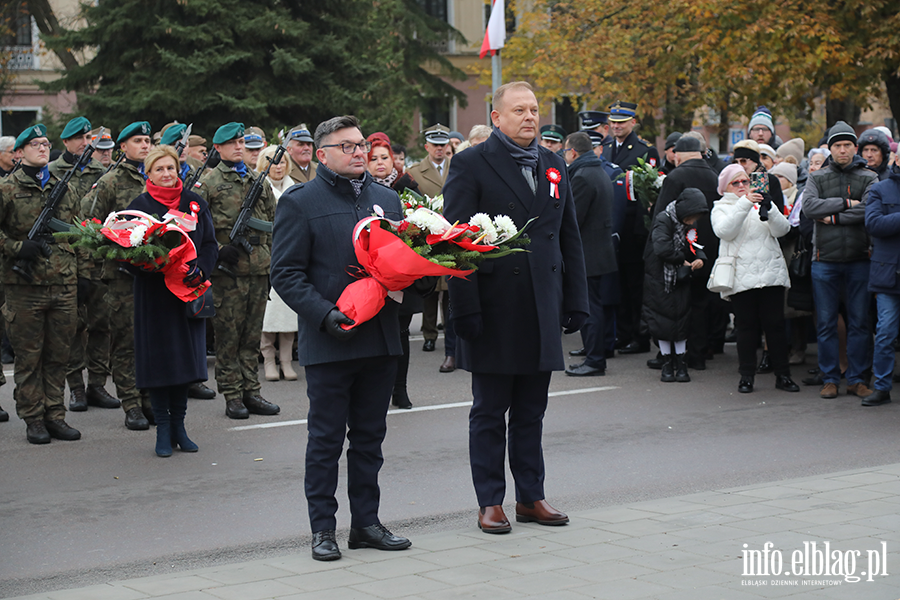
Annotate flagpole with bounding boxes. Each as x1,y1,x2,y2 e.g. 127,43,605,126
491,50,502,94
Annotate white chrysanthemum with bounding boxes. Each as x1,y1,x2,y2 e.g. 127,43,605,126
129,225,148,247
654,174,666,189
469,213,498,244
407,207,449,235
492,215,517,242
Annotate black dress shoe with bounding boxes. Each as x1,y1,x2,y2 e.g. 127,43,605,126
242,393,280,415
775,375,800,392
86,384,120,409
26,420,50,444
565,363,605,376
44,419,81,441
225,398,249,419
391,389,413,409
569,347,586,356
348,523,411,551
422,339,436,352
756,351,773,374
647,352,664,370
618,341,649,354
187,382,216,399
862,390,892,406
0,403,8,422
69,386,88,412
738,377,754,393
802,372,824,386
439,355,456,373
124,407,150,430
311,530,341,561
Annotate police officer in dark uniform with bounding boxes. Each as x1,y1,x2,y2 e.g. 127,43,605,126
602,101,660,355
579,111,611,144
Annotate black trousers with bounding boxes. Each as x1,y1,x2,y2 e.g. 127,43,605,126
305,355,397,532
617,261,646,345
580,276,608,369
470,371,551,507
687,283,713,361
730,286,790,378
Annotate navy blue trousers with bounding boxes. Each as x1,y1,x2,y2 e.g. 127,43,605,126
469,371,551,507
304,355,397,532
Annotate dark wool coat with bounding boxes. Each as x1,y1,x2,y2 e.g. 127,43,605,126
128,190,218,388
568,152,617,277
270,167,403,366
865,172,900,294
444,134,589,374
641,192,709,341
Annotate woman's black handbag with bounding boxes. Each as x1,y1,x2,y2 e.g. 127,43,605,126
187,288,215,319
789,236,811,280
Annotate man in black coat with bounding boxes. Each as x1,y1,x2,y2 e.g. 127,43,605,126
444,82,589,534
602,101,661,355
563,132,618,377
270,116,410,562
652,135,723,369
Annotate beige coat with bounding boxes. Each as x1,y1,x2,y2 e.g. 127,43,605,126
290,161,317,184
406,157,449,199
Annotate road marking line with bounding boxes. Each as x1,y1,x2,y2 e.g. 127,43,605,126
228,386,619,431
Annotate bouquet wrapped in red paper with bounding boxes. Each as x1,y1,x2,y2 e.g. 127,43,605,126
336,200,532,329
56,209,209,302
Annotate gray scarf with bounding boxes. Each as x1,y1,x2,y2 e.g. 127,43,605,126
663,201,687,294
492,126,539,194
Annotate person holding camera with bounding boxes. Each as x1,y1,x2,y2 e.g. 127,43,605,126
711,165,799,394
731,139,784,217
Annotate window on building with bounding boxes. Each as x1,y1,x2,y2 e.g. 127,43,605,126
483,1,517,36
418,0,447,22
1,2,30,47
421,99,451,133
1,109,39,137
555,98,579,137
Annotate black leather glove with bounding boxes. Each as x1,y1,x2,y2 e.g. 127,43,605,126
77,277,91,305
562,311,589,334
183,264,204,287
17,240,42,261
217,244,241,267
453,313,483,341
322,308,357,341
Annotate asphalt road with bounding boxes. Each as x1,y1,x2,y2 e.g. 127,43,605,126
2,323,900,597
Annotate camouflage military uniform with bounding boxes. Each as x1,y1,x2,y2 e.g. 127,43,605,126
0,169,80,423
81,161,145,413
195,162,275,405
49,154,110,391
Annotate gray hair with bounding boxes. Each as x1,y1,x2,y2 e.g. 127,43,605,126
468,124,492,143
0,136,15,153
314,115,361,148
808,147,831,160
682,130,708,153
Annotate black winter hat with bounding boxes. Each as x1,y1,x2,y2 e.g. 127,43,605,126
674,135,703,153
827,121,858,148
675,188,709,221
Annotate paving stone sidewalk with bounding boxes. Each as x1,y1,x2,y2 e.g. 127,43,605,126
8,464,900,600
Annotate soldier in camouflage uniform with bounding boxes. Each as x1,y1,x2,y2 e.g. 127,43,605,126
195,122,280,419
50,116,120,413
82,121,153,431
0,124,82,444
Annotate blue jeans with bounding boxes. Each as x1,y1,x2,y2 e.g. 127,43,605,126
810,260,871,384
873,293,900,392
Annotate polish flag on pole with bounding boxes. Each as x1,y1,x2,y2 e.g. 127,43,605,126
479,0,505,59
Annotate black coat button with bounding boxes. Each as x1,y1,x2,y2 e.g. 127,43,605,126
508,202,516,210
549,233,554,240
522,233,529,240
552,264,558,272
554,202,560,208
513,267,521,275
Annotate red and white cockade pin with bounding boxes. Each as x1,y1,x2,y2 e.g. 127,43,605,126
686,229,703,254
546,168,561,199
190,201,200,217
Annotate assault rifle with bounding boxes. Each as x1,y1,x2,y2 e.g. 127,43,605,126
173,123,192,157
104,151,125,174
184,148,218,191
13,128,106,282
217,143,285,279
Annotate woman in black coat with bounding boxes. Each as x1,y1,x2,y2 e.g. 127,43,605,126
127,146,218,457
642,189,708,383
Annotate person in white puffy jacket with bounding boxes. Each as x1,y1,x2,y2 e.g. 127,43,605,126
711,164,799,394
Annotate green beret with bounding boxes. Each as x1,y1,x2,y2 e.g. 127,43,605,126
15,124,48,150
160,123,187,147
61,116,92,140
213,122,244,145
117,121,153,143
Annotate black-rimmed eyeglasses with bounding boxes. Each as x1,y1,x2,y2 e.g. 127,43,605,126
320,141,372,154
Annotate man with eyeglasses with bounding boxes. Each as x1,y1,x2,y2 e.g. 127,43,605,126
195,122,280,420
286,124,317,183
271,115,410,561
0,124,83,444
747,106,780,150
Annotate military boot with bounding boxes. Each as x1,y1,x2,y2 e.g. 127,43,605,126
69,385,88,412
242,392,280,416
86,384,120,409
225,397,249,420
187,382,216,399
26,420,50,444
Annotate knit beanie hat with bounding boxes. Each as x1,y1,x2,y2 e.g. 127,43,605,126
748,107,775,136
770,162,797,187
827,121,857,148
874,126,894,143
717,163,747,195
758,144,776,161
775,138,804,163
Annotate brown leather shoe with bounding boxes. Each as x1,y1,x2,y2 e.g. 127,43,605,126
820,382,838,399
477,505,511,534
439,356,456,373
847,382,873,397
515,500,569,526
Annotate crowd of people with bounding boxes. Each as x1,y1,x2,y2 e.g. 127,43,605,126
1,82,899,558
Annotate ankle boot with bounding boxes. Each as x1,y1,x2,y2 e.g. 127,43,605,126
660,355,676,383
261,332,279,381
150,393,172,457
674,354,691,382
279,332,298,380
169,391,198,452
